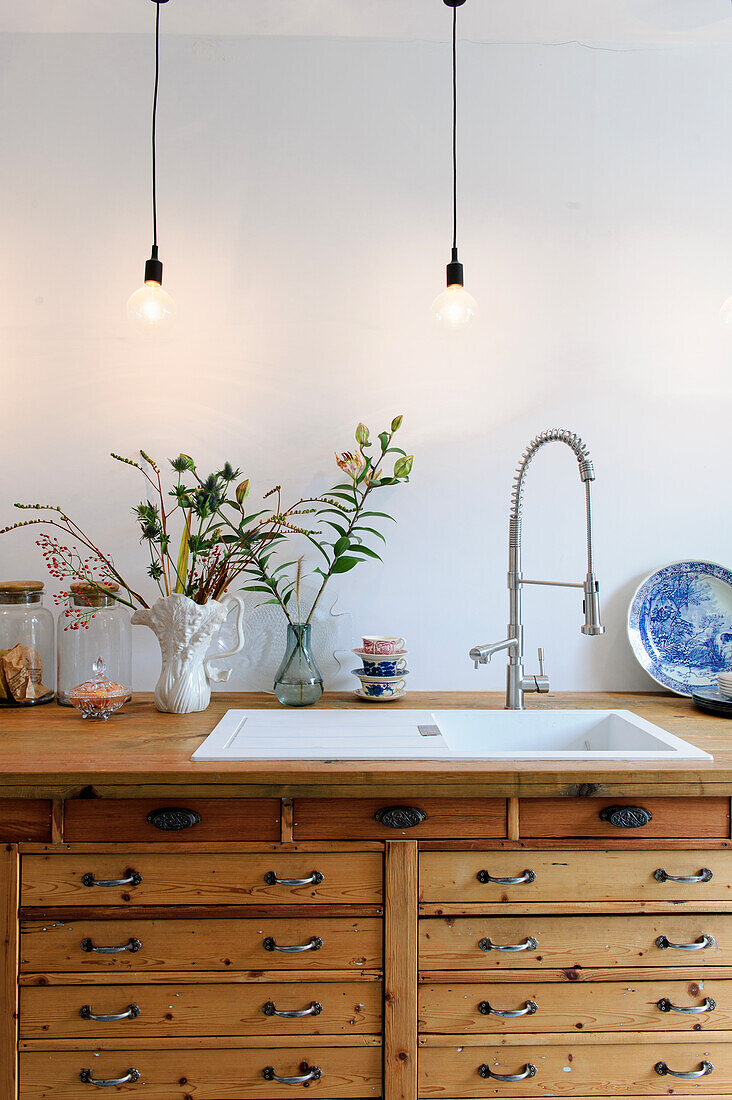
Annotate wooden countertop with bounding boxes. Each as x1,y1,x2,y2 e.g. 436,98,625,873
0,691,729,798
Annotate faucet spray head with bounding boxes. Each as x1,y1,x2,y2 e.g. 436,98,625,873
581,576,605,636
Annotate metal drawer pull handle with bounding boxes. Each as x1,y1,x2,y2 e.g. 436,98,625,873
80,1003,141,1022
263,1000,323,1018
263,936,323,953
262,1066,322,1085
146,807,201,831
599,805,652,828
81,871,142,888
655,1061,714,1079
656,933,715,951
477,869,536,885
655,867,713,883
79,1069,140,1087
264,871,324,886
657,997,716,1014
478,1063,537,1082
81,938,142,954
479,999,538,1017
479,936,538,953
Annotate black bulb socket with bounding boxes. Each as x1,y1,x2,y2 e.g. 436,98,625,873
443,0,467,6
144,246,163,286
446,247,464,288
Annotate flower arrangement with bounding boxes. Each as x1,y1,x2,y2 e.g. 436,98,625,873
240,416,413,623
1,418,413,633
1,452,317,628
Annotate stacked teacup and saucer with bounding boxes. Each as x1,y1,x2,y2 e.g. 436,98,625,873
352,635,408,702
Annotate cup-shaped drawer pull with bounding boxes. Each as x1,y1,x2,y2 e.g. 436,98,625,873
599,805,652,828
79,1068,140,1087
262,1065,322,1085
655,867,713,883
81,870,142,888
479,936,538,953
478,1063,537,1082
263,936,323,953
146,807,201,831
264,871,324,886
477,869,536,885
263,1000,323,1018
656,933,715,951
657,997,716,1014
81,937,142,954
655,1061,714,1079
479,999,538,1017
80,1003,141,1022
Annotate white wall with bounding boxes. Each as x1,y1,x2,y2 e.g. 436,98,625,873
1,27,731,693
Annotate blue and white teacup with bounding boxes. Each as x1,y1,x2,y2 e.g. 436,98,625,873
359,677,407,699
362,655,408,677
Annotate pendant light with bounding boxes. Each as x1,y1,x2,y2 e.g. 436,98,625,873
127,0,176,331
432,0,476,330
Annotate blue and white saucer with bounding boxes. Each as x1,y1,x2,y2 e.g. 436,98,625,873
628,560,732,696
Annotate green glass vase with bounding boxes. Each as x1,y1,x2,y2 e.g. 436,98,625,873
273,623,324,707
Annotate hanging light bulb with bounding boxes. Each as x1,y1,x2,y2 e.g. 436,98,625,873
127,0,176,332
432,0,476,330
720,294,732,324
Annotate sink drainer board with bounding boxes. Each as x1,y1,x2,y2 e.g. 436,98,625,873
191,709,711,761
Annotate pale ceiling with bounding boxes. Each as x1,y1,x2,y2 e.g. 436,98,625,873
1,0,732,44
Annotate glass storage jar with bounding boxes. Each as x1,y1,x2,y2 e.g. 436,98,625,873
57,582,133,706
0,581,55,706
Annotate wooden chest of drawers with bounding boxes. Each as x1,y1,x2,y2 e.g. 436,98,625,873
4,787,732,1100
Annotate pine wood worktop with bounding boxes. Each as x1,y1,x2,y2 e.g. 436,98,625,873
0,691,729,798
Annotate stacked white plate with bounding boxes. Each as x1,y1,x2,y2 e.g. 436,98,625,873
718,672,732,698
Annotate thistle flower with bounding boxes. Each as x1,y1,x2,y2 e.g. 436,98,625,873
335,450,366,480
218,462,240,482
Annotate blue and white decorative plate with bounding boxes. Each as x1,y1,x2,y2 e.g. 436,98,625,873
628,560,732,696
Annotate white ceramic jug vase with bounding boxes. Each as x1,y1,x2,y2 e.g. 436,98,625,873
132,593,246,714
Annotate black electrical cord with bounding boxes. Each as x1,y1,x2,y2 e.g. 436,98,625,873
452,1,457,253
151,0,161,249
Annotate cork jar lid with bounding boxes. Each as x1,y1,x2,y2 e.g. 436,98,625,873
70,581,120,607
0,581,44,604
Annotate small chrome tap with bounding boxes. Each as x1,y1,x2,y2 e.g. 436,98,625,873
470,428,605,710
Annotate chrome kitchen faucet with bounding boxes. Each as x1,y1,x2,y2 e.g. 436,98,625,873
469,428,605,710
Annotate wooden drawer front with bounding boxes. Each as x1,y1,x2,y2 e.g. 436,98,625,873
419,979,732,1033
419,914,732,969
20,980,381,1038
20,1046,381,1099
20,918,382,972
64,799,281,842
419,1040,732,1096
520,797,730,838
294,798,506,839
420,849,732,903
0,799,51,842
21,851,382,906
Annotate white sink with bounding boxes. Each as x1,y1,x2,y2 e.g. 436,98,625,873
192,708,711,762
